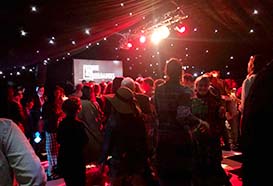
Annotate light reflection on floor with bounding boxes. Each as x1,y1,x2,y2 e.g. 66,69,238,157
45,150,243,186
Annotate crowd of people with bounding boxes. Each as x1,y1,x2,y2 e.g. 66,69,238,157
0,55,271,186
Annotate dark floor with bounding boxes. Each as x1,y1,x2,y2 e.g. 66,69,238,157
44,150,242,186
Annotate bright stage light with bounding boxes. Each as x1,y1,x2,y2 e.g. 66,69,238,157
139,35,146,43
85,28,90,35
151,31,161,44
175,25,186,33
20,30,27,36
127,42,133,48
151,26,170,44
31,6,37,12
160,26,170,39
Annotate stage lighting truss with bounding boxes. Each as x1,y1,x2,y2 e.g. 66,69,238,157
118,7,189,49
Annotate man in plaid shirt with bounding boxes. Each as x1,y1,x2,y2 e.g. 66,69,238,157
154,58,208,186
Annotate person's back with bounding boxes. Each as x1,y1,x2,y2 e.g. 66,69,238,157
78,86,103,163
155,81,192,125
0,118,46,186
107,110,147,174
57,97,88,186
154,58,202,186
100,87,148,186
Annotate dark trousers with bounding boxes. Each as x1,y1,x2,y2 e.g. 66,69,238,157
63,170,86,186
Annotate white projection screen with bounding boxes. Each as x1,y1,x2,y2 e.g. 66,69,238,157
73,59,123,84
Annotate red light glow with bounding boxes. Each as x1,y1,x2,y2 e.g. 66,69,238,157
175,25,186,33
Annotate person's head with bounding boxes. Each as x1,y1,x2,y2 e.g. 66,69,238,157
247,54,268,76
135,77,144,84
62,96,82,117
134,81,144,93
81,85,91,100
105,87,141,114
81,85,96,102
210,70,220,79
14,86,24,102
75,83,83,92
88,80,95,85
36,85,45,98
82,80,87,85
224,78,237,92
195,76,210,96
93,83,101,96
121,77,136,92
23,97,34,110
142,77,154,94
54,86,64,100
104,81,113,94
183,73,194,88
99,81,107,94
112,77,124,94
164,58,182,81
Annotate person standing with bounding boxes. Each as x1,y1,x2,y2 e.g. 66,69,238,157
7,86,27,133
191,76,231,186
30,85,46,154
78,85,104,164
42,85,65,180
241,58,272,186
154,58,208,186
100,87,149,186
57,97,88,186
239,55,267,117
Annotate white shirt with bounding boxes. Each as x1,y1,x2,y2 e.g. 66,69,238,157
0,119,47,186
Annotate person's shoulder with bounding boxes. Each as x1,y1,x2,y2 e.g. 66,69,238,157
135,93,149,99
0,118,14,128
244,74,256,83
248,74,256,82
155,82,167,93
0,119,22,138
74,119,86,129
58,118,67,128
75,119,85,125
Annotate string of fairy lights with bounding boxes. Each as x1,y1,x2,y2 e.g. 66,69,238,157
0,1,261,79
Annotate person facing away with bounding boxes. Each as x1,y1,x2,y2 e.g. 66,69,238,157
182,73,195,97
154,58,208,186
121,77,157,157
78,85,103,164
100,86,149,186
0,118,47,186
57,96,88,186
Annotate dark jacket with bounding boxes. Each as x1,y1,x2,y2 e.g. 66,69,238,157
57,117,88,174
100,108,148,177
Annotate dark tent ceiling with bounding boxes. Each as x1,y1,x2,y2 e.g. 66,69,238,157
1,0,273,75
